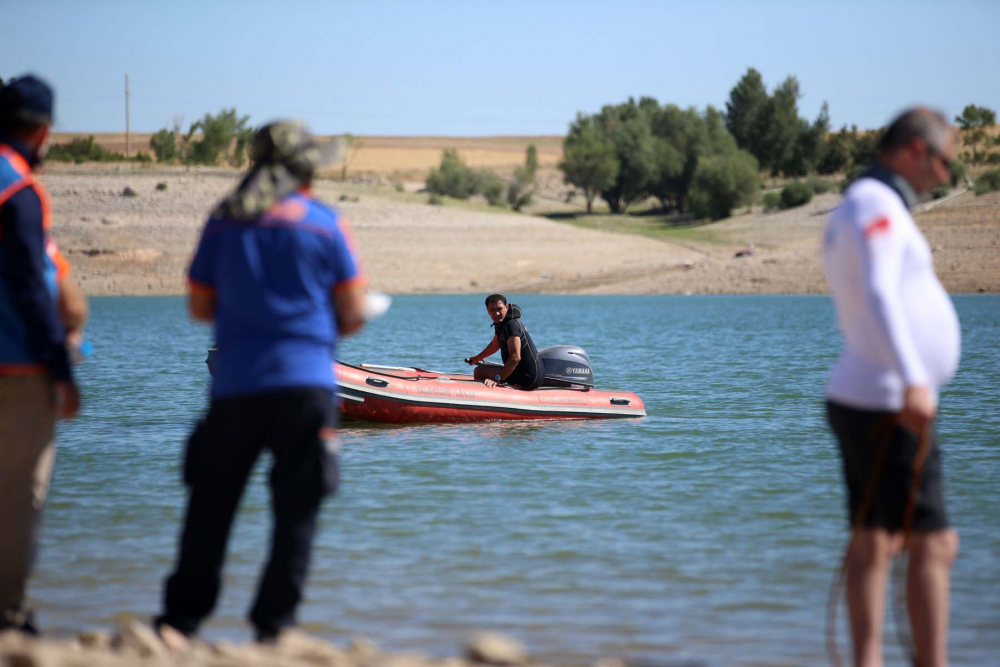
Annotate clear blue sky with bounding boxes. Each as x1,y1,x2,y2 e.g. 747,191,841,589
3,0,998,136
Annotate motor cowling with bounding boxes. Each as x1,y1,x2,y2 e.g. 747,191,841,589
538,345,594,388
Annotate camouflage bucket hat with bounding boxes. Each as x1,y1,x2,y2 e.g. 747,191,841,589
214,120,344,220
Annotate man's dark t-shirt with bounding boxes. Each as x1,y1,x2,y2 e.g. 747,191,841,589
494,305,544,389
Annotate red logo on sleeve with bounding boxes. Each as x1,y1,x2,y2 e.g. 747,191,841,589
864,216,891,237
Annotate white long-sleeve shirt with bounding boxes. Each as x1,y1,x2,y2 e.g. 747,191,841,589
823,170,961,411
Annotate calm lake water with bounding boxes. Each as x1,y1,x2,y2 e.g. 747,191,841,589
34,295,1000,666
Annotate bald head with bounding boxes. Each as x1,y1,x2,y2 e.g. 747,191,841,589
878,107,953,156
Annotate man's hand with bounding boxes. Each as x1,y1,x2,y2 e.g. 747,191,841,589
483,378,497,388
898,385,935,434
466,356,481,366
66,328,84,348
54,380,81,419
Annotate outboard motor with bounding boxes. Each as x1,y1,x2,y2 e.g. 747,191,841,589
538,345,594,389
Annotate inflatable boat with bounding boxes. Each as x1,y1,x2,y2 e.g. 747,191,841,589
334,346,646,424
206,346,646,424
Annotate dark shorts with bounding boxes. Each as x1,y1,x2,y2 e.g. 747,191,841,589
479,363,542,390
826,400,949,532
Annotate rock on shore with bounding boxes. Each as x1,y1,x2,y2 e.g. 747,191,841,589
0,622,580,667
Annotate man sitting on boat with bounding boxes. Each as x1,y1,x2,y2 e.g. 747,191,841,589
467,294,544,390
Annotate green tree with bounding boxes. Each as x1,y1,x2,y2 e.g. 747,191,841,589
507,144,538,211
479,172,505,206
973,168,1000,195
689,150,760,220
648,136,684,209
779,181,813,209
762,192,781,212
232,126,253,168
703,105,739,154
954,104,997,166
596,100,658,213
647,104,737,212
150,128,178,162
525,143,538,174
817,125,852,174
849,125,883,168
725,67,769,159
647,104,703,212
784,102,831,176
426,149,479,199
755,76,803,175
560,114,619,213
186,108,251,166
948,159,968,188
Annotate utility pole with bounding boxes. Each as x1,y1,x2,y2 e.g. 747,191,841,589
125,74,130,158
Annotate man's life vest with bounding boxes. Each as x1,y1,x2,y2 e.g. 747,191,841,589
493,303,543,388
0,143,69,374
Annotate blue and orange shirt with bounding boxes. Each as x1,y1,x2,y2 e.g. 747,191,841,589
190,190,365,398
0,139,72,380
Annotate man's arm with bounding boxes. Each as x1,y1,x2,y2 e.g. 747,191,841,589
55,273,85,418
468,334,500,364
484,336,521,387
327,214,368,337
858,210,934,430
499,336,521,381
57,273,88,336
187,221,218,323
188,288,216,322
334,281,366,337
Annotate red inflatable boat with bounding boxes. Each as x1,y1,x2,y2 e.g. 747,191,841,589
335,360,646,424
206,346,646,424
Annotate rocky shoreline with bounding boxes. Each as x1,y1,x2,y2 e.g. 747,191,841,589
0,623,619,667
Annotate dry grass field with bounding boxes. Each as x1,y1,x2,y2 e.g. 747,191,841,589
51,126,1000,180
49,133,565,179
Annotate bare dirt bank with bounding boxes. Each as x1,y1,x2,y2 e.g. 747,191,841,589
40,165,1000,297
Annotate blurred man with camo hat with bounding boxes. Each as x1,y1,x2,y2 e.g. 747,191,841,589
156,121,368,643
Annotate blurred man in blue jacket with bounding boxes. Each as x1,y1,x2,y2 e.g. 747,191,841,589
0,74,88,635
156,121,367,643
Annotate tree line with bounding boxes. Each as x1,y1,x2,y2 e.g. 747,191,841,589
558,67,999,219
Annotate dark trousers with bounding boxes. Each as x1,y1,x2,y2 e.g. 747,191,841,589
157,388,338,638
